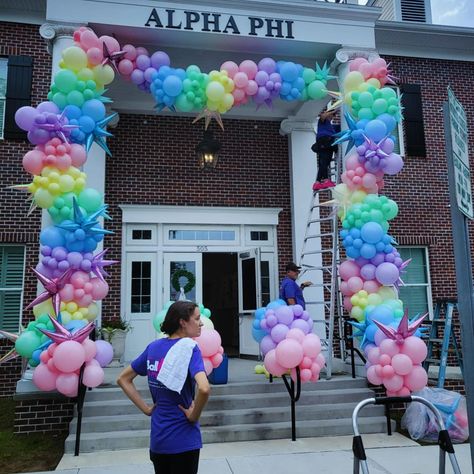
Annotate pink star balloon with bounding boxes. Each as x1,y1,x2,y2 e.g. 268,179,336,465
26,268,73,316
90,249,118,283
38,315,95,344
373,310,428,345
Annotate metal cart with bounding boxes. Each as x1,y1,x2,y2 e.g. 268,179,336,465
352,396,462,474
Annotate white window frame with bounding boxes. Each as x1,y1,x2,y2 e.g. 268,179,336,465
398,246,433,319
0,58,7,140
163,224,240,246
245,225,274,247
392,85,406,157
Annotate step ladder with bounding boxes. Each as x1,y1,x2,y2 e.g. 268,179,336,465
423,299,464,388
298,147,344,380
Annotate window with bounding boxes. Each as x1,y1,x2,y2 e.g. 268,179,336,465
132,229,152,240
0,59,6,139
250,231,269,241
400,84,426,157
0,246,25,331
398,247,432,317
391,86,405,156
260,260,270,307
168,229,235,241
130,261,151,313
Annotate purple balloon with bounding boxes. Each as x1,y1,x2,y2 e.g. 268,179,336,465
41,246,52,257
67,251,83,268
271,323,289,343
81,259,92,272
275,305,294,326
300,310,310,321
254,87,270,103
151,51,170,70
258,57,276,74
383,153,404,175
136,54,151,71
375,262,399,285
290,318,310,334
131,69,145,85
370,253,385,266
260,335,276,356
292,304,304,317
27,128,49,145
266,313,278,328
94,340,114,368
15,106,38,131
144,67,157,83
360,263,376,280
57,260,69,272
255,70,269,86
37,101,59,114
51,247,67,261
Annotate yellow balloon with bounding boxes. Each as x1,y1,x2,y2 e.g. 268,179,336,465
206,81,225,102
59,174,75,193
87,302,99,319
223,93,234,109
343,71,364,92
61,311,72,325
34,188,54,208
66,302,78,313
93,64,115,86
77,68,95,81
33,299,54,318
62,46,88,71
367,78,381,89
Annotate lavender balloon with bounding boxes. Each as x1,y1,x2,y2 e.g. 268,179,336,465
94,340,114,367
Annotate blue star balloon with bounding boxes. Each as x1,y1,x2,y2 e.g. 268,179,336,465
85,113,118,156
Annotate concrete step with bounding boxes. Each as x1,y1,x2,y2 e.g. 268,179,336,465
82,377,368,402
76,387,374,417
70,402,384,434
65,416,395,453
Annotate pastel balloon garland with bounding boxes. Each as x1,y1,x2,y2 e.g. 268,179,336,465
333,57,429,396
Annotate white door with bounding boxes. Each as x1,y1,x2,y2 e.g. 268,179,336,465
238,248,262,356
124,252,157,361
163,253,202,304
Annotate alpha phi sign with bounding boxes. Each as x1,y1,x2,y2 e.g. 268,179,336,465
144,8,295,39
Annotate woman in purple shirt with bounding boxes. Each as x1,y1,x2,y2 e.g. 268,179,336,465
117,301,210,474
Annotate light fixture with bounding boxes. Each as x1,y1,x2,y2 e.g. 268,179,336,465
196,130,221,170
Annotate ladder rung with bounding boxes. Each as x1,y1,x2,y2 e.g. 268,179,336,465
302,249,333,256
431,319,446,324
304,233,334,240
308,217,334,224
425,358,440,364
429,338,443,343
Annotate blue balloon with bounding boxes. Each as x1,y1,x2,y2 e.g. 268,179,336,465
364,119,388,142
280,82,291,96
255,307,266,319
63,105,82,120
40,226,65,248
82,99,106,122
65,320,87,333
279,62,299,82
365,323,378,343
32,349,42,364
367,305,394,324
163,75,183,97
252,327,267,343
267,299,285,310
78,115,96,133
361,222,384,244
377,113,397,133
360,243,377,259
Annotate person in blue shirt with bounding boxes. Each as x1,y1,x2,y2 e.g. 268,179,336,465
311,108,339,191
279,262,312,309
117,301,210,474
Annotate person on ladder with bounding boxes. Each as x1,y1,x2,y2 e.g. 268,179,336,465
279,262,312,309
311,108,339,191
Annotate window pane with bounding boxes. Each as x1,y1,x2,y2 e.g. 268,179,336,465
170,261,196,302
242,258,257,310
399,286,428,315
0,291,22,332
222,231,234,240
168,229,235,241
399,248,427,284
130,260,152,313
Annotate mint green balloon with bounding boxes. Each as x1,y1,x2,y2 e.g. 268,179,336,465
175,94,195,112
383,200,398,220
37,314,50,325
372,98,388,115
202,308,211,318
55,69,77,94
358,91,374,108
358,107,374,120
67,90,85,107
381,87,396,100
153,310,167,332
307,80,326,100
76,81,86,92
78,188,102,213
15,332,41,358
302,68,316,85
52,92,67,110
83,89,95,101
370,209,384,223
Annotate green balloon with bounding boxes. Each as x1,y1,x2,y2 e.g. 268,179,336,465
83,89,95,101
372,98,388,115
358,107,374,120
381,87,396,100
37,314,50,324
55,69,77,94
52,92,68,110
202,308,211,318
78,188,102,213
153,310,167,332
307,80,326,100
302,68,316,85
29,359,39,368
358,91,374,108
76,81,86,92
15,332,41,359
67,90,85,107
175,94,194,112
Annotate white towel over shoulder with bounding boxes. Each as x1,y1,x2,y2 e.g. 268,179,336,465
156,338,197,393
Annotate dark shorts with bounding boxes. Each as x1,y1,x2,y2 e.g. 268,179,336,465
150,449,200,474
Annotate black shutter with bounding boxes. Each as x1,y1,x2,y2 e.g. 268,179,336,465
400,84,426,157
4,55,33,140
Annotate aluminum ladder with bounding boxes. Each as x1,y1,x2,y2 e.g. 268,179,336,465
423,299,464,387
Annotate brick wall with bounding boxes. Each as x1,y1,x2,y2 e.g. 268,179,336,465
14,397,74,434
0,22,51,397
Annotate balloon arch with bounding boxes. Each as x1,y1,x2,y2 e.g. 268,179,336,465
5,26,429,396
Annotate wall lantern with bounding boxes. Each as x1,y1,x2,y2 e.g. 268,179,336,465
196,130,221,169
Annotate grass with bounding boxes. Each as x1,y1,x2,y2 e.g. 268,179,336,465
0,398,66,474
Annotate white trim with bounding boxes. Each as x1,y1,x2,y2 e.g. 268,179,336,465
120,205,282,226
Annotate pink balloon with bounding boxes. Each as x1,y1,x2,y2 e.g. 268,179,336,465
350,58,367,72
71,270,89,289
302,333,321,358
379,354,391,366
391,353,413,376
275,339,304,369
343,296,353,311
90,278,109,300
82,362,104,388
56,373,79,397
310,362,321,379
339,260,361,280
404,365,428,392
122,44,137,61
220,61,239,79
264,349,287,376
381,364,395,378
33,363,58,391
397,386,411,397
300,356,312,369
379,339,400,357
194,328,221,357
347,276,364,293
232,88,246,103
69,144,87,167
40,350,50,364
367,365,382,385
286,328,305,343
239,60,258,79
316,353,325,367
340,281,352,296
80,29,100,49
245,80,258,96
233,72,249,88
87,47,102,66
53,341,86,373
367,347,381,365
298,368,312,382
400,336,427,364
203,357,213,375
383,373,403,392
363,280,381,294
211,352,223,367
82,338,97,362
100,35,120,54
59,284,75,302
118,59,134,76
23,149,45,174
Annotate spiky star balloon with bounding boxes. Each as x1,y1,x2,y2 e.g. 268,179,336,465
192,109,224,131
38,315,94,344
101,42,126,75
373,310,428,345
26,268,73,316
85,113,118,156
57,198,112,237
90,249,118,283
333,111,364,153
0,329,21,364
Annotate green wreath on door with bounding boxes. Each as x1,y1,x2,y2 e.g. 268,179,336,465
171,269,196,294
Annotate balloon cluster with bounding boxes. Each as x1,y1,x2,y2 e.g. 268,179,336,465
5,25,119,399
334,56,429,395
153,301,215,333
32,316,113,397
252,300,324,383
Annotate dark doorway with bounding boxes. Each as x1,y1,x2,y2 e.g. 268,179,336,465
202,253,239,356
